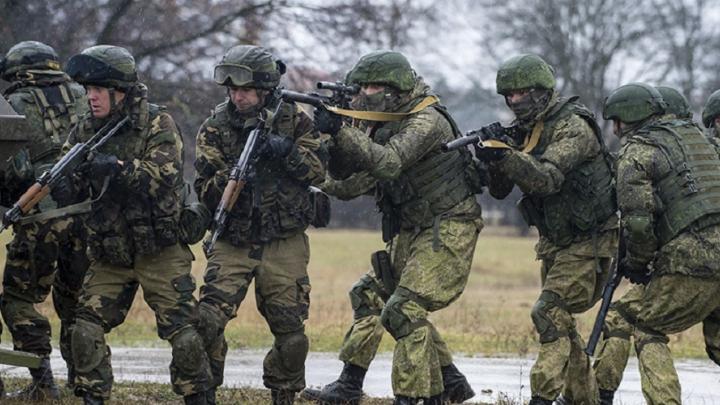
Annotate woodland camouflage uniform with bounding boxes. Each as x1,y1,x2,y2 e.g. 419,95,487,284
594,83,720,405
0,40,89,400
63,45,212,404
194,45,327,405
483,54,617,405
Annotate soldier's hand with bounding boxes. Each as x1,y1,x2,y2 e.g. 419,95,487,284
80,153,121,179
259,133,295,159
620,257,651,285
314,107,342,136
474,144,508,162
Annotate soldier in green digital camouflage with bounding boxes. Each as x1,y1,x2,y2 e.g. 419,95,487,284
478,54,617,405
702,89,720,152
193,45,327,405
63,45,212,405
302,51,483,405
0,40,89,400
594,83,720,404
591,85,696,404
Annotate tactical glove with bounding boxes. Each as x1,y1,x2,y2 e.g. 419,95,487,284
620,257,651,285
81,153,121,179
474,144,508,162
314,107,342,136
260,133,296,159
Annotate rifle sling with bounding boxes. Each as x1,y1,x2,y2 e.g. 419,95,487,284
17,177,111,225
326,96,439,122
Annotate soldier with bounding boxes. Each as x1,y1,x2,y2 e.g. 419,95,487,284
303,50,483,405
193,45,327,405
591,85,696,404
702,90,720,152
0,40,89,400
63,45,212,405
599,82,720,404
476,54,617,404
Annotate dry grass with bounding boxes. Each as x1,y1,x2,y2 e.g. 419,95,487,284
0,228,709,358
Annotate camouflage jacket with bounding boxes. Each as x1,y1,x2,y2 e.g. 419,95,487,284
194,94,327,245
618,118,720,279
328,78,482,237
487,94,617,256
64,84,184,266
3,70,87,203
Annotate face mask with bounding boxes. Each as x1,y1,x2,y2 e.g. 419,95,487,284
507,89,552,122
352,90,389,112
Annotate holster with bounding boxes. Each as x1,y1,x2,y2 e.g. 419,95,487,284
371,250,396,294
517,195,548,236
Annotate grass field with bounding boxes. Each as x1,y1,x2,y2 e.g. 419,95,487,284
0,228,709,358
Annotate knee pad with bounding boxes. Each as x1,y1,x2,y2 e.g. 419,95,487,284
72,319,107,373
197,302,227,344
170,327,209,374
380,289,428,340
274,332,309,373
264,304,305,335
349,275,383,319
531,290,569,344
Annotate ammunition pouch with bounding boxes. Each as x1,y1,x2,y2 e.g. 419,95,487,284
309,186,331,228
518,195,547,235
179,202,211,245
371,250,396,294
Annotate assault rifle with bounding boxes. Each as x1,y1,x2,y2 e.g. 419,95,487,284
203,101,284,254
0,116,130,232
442,122,520,152
585,229,626,356
280,81,359,109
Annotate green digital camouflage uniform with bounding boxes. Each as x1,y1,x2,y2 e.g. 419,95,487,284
64,77,211,399
0,41,89,392
194,94,327,394
702,89,720,155
594,115,720,404
486,92,617,404
320,76,483,400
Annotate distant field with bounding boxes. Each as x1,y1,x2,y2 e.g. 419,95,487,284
0,228,708,358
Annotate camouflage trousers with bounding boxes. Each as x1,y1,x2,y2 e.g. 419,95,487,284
595,275,720,404
339,217,482,398
530,230,616,404
72,243,211,399
198,232,311,392
1,216,88,375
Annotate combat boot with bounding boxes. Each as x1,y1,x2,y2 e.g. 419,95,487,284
599,389,615,405
441,363,475,403
554,394,571,404
83,393,105,405
7,357,60,400
271,389,296,405
206,387,217,405
184,391,208,405
393,395,418,405
423,394,443,404
301,362,366,404
528,396,554,405
0,376,4,398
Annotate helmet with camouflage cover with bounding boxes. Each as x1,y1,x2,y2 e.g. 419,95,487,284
702,89,720,128
214,45,285,89
65,45,138,89
496,54,556,95
1,41,61,81
656,86,692,119
346,51,416,92
603,82,667,123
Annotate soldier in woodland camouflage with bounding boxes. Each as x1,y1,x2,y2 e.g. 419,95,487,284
594,83,720,404
303,50,482,405
63,45,212,405
0,40,89,400
480,54,617,405
193,45,327,405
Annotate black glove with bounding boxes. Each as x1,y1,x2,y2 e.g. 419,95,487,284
80,153,121,179
314,107,342,136
474,144,508,162
259,133,295,159
50,176,76,207
620,257,652,285
480,122,506,141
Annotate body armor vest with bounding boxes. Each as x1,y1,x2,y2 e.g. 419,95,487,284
630,121,720,244
518,97,616,247
211,98,313,244
374,104,477,234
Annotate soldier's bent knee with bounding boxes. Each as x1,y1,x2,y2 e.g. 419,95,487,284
380,290,427,340
531,290,569,343
349,275,382,319
197,301,227,345
276,331,309,373
72,319,106,373
170,327,209,373
634,330,669,355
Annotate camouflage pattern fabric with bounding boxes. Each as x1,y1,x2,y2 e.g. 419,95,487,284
68,86,211,399
324,78,483,398
198,234,311,391
0,70,89,379
73,244,211,398
485,95,618,403
194,95,326,392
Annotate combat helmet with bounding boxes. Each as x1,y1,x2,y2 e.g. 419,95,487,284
1,41,61,81
603,82,667,123
655,86,692,119
65,45,137,89
496,54,555,95
346,51,416,92
214,45,285,89
702,89,720,128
